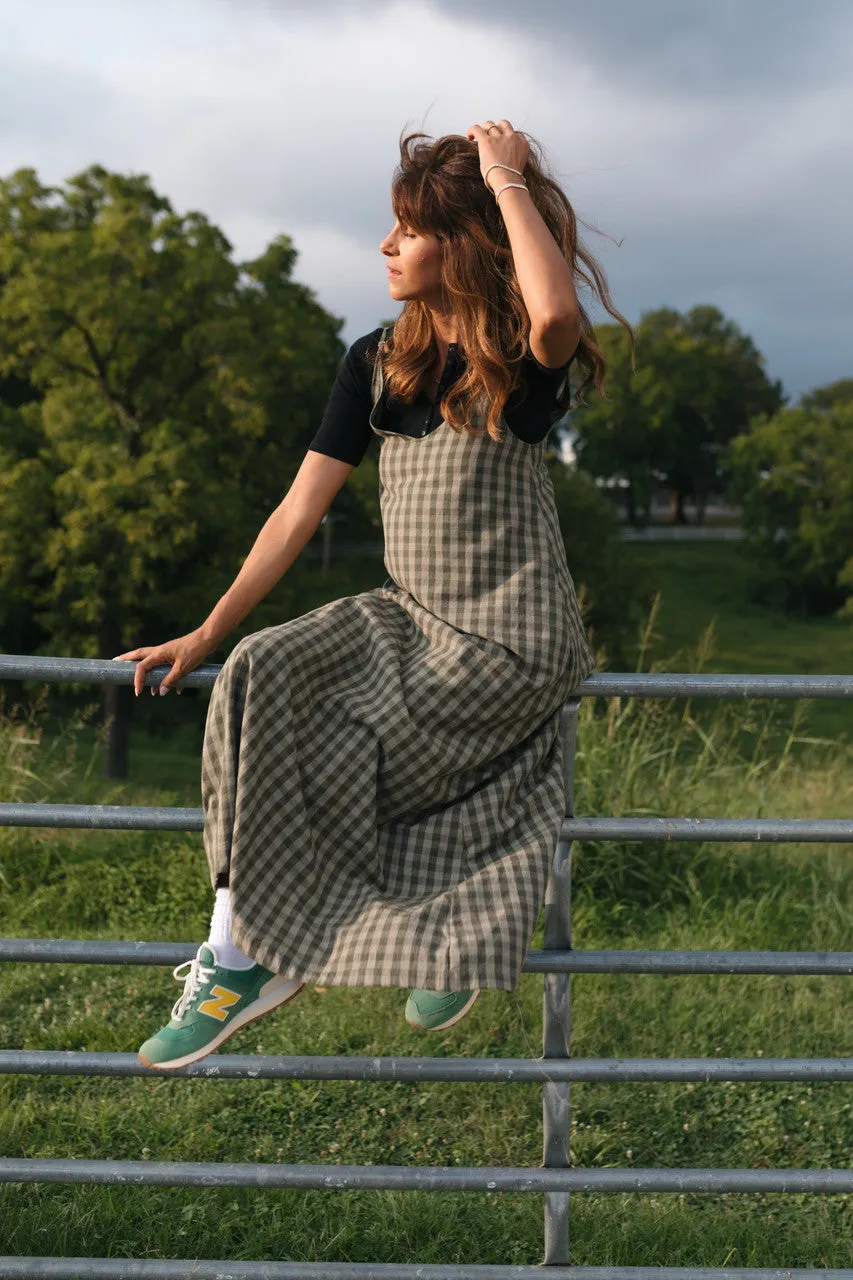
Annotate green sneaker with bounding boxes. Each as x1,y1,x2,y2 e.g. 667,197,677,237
405,988,480,1031
138,942,303,1070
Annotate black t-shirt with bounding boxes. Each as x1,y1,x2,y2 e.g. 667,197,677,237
308,324,573,467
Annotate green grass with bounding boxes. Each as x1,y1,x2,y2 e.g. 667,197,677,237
1,835,852,1265
1,673,852,1266
626,542,853,745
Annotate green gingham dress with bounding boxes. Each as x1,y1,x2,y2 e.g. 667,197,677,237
201,328,595,991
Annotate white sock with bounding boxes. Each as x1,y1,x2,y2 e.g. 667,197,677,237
206,886,255,969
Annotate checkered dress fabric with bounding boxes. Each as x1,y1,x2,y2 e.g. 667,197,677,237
201,328,596,991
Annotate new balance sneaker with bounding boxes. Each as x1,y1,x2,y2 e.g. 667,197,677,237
405,988,480,1031
138,942,303,1070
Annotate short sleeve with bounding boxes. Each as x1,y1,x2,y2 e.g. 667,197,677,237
502,337,574,443
307,342,375,467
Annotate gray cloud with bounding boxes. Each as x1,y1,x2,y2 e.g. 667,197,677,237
222,0,852,95
1,0,850,402
433,0,852,96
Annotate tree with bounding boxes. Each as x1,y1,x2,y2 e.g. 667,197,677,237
565,321,659,526
0,164,348,776
569,305,783,524
648,305,783,522
799,377,853,412
726,400,853,617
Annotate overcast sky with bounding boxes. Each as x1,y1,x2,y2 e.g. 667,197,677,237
2,0,851,405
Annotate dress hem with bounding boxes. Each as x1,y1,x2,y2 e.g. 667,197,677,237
230,917,526,993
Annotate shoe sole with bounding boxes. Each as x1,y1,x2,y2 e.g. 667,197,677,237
138,977,305,1071
406,989,480,1031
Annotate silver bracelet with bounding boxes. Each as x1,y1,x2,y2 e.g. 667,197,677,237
494,181,530,202
482,162,525,189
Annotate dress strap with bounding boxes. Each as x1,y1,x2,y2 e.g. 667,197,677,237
370,326,388,406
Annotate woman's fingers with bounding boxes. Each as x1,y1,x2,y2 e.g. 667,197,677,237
110,646,185,695
136,653,168,697
109,649,151,694
137,656,155,697
157,660,182,696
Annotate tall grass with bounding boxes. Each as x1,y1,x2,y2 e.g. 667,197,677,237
572,595,852,920
1,604,852,1265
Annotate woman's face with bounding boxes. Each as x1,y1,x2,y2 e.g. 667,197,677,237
380,217,444,304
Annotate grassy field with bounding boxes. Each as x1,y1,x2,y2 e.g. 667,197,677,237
627,541,853,746
2,605,853,1267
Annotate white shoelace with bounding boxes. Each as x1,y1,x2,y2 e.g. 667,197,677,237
170,949,216,1021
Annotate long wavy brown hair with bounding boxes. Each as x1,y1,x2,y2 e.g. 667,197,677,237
377,126,636,442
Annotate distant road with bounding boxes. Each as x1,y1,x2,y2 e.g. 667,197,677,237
619,525,743,542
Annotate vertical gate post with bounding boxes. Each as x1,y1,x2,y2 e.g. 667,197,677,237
542,696,580,1265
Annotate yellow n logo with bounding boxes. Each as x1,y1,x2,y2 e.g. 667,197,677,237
198,985,241,1021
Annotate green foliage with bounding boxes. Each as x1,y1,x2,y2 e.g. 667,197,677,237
726,401,853,617
0,164,351,664
799,376,853,412
566,319,657,521
570,305,783,523
546,456,656,666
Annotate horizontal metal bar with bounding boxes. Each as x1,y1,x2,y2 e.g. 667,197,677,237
1,1051,851,1083
4,805,853,845
0,939,197,965
4,653,853,700
4,938,852,974
1,1158,851,1193
583,672,853,699
0,803,201,830
563,817,853,842
1,1264,851,1280
0,654,221,690
529,948,853,975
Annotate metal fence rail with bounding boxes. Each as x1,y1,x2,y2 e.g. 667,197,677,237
0,653,851,1278
1,1266,850,1280
3,1051,853,1082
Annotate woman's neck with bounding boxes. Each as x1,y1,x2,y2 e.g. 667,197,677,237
427,307,459,352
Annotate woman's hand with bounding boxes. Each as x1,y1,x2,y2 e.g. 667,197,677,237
111,629,216,697
466,118,530,193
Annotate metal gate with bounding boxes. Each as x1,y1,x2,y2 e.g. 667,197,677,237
1,653,852,1279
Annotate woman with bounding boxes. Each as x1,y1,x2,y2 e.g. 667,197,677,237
113,119,634,1071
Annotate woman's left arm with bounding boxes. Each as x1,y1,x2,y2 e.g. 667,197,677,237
467,119,582,368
